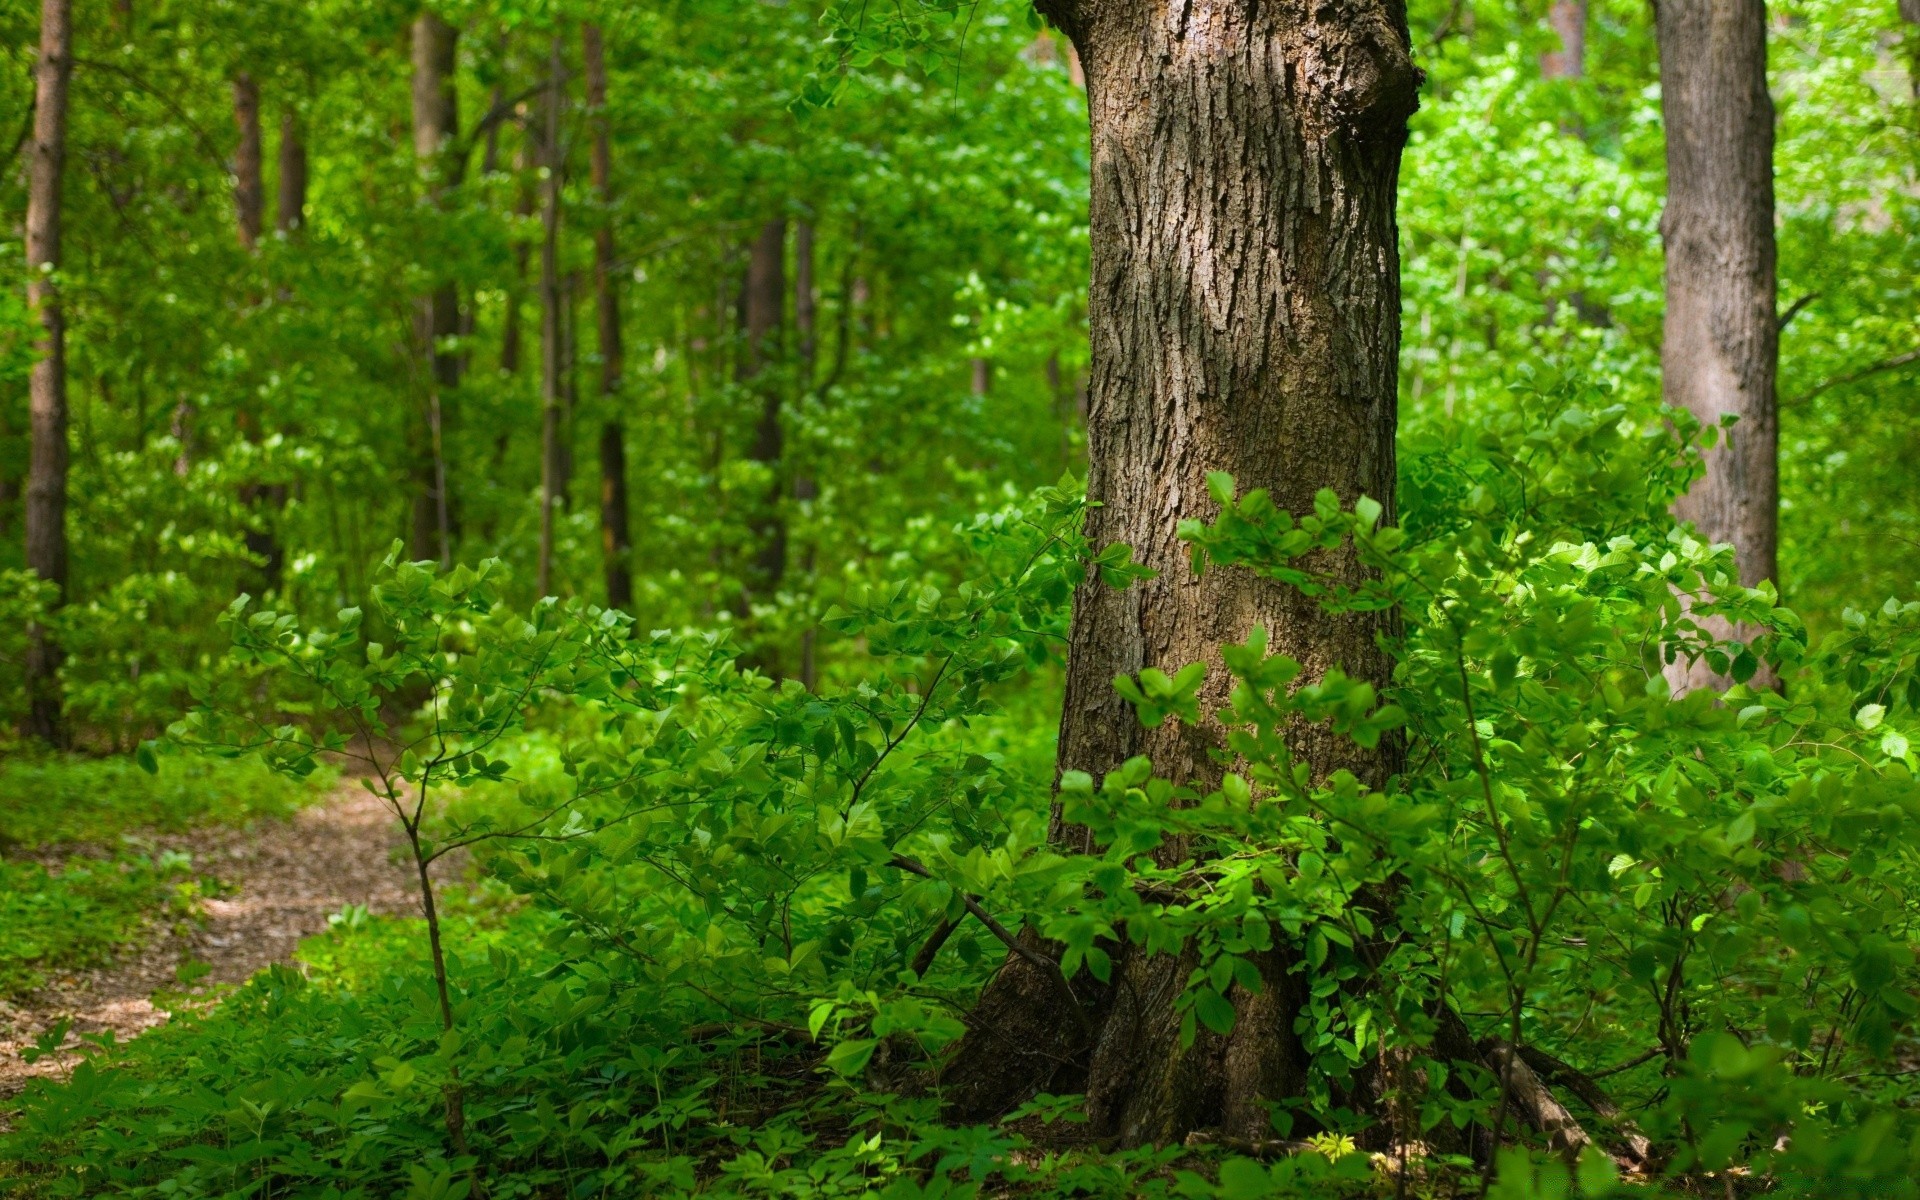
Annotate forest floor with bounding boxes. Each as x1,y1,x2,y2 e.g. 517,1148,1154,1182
0,784,420,1103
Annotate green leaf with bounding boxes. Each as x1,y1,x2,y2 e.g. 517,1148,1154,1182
826,1038,878,1076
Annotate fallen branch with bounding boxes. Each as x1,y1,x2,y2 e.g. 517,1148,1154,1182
1515,1044,1655,1163
1483,1040,1593,1159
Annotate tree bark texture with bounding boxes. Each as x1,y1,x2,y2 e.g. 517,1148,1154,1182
1657,0,1778,689
411,12,460,564
277,108,307,234
23,0,72,745
1541,0,1586,79
537,34,567,598
585,25,633,612
232,73,264,251
943,0,1417,1147
742,217,787,600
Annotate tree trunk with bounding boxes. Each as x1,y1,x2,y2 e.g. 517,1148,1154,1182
1900,0,1920,96
742,217,787,601
536,33,567,598
23,0,72,746
1541,0,1585,79
232,73,263,251
503,134,537,376
277,108,307,234
943,0,1418,1148
411,12,460,565
233,72,280,587
585,25,632,612
969,356,990,396
794,218,818,689
1657,0,1778,691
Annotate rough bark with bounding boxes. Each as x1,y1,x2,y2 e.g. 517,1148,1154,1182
1657,0,1778,690
943,0,1417,1147
536,34,566,598
23,0,72,746
277,108,307,234
232,73,264,251
585,25,632,612
411,12,460,564
1541,0,1585,79
742,217,787,602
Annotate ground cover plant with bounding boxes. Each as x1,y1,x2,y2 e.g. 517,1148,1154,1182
3,0,1919,1196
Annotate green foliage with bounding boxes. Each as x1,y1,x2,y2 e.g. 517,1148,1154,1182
3,0,1919,1197
0,753,322,850
0,853,203,997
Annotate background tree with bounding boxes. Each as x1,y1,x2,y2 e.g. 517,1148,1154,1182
1657,0,1779,689
22,0,73,746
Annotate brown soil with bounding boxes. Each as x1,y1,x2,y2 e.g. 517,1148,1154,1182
0,785,422,1103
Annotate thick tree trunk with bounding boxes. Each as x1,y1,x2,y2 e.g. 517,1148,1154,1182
742,217,787,601
1657,0,1778,690
536,34,567,598
585,25,632,612
943,0,1417,1148
232,73,263,251
277,109,307,234
23,0,72,746
411,12,460,565
1541,0,1585,79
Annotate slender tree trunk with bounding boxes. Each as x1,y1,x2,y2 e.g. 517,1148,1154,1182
1901,0,1920,95
794,218,818,688
1541,0,1586,79
742,217,787,601
584,25,632,611
1658,0,1779,690
503,135,537,376
943,0,1418,1148
233,72,282,587
232,73,264,251
969,356,990,396
536,34,567,598
277,108,307,234
23,0,72,746
411,12,460,565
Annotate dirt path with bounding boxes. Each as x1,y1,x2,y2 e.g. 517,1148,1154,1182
0,785,420,1102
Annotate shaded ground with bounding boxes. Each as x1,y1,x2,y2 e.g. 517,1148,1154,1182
0,785,420,1102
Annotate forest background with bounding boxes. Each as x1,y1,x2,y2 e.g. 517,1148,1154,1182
0,0,1917,1197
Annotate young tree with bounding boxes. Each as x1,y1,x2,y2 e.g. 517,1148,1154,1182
1657,0,1779,688
536,33,567,598
22,0,73,746
943,0,1419,1146
584,24,632,612
411,11,460,565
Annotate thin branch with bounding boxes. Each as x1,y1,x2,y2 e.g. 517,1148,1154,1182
1790,347,1920,405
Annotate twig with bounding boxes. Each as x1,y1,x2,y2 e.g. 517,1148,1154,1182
886,853,1095,1038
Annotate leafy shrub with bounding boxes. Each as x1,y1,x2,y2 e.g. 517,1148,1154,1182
15,385,1920,1197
